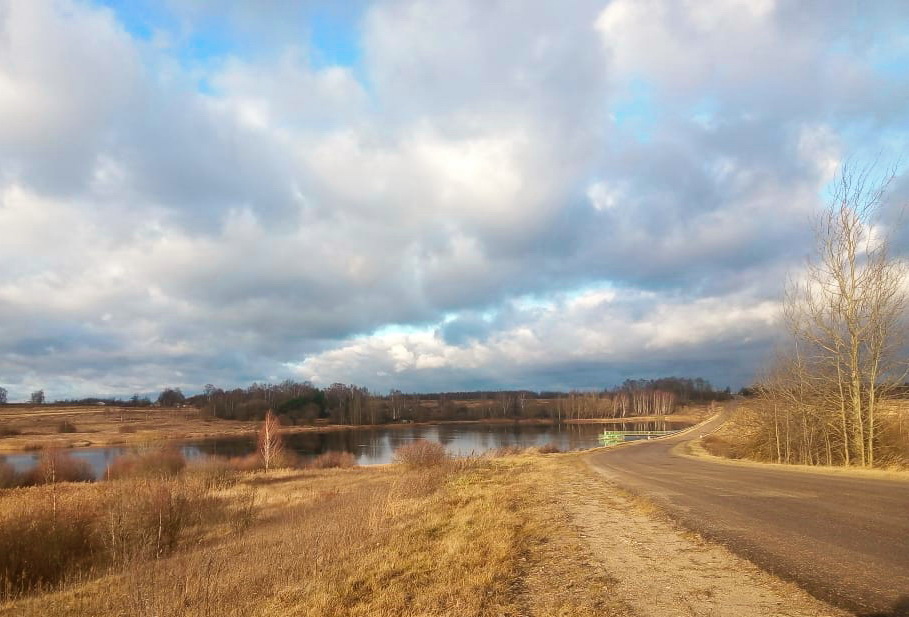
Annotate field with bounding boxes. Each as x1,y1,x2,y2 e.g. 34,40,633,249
0,403,710,453
0,445,842,617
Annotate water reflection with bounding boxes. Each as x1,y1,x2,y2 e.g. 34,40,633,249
3,421,690,479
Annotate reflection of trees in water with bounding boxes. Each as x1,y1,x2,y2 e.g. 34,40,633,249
435,424,458,445
124,420,694,469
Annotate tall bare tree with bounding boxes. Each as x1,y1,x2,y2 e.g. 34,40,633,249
778,161,908,466
258,410,284,472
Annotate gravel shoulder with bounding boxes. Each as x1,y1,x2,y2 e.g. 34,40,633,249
538,456,846,617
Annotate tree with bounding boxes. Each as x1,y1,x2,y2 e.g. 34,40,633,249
0,387,7,404
389,389,405,421
258,409,284,472
770,161,908,467
30,390,45,405
157,388,185,407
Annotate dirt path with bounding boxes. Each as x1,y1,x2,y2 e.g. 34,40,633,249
545,458,846,617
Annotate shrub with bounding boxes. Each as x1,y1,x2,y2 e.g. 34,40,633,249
0,476,232,600
489,445,524,458
228,453,264,472
100,479,205,563
308,451,357,469
537,442,562,454
393,440,448,468
106,448,186,480
701,434,745,459
187,457,237,490
56,420,78,434
23,449,93,485
0,489,100,599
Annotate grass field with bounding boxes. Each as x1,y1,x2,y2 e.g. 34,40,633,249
0,450,624,617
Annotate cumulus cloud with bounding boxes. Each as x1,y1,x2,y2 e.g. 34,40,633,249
0,0,906,399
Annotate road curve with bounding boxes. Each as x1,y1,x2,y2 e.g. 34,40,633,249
586,413,909,617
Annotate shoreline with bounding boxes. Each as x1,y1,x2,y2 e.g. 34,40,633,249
0,412,705,453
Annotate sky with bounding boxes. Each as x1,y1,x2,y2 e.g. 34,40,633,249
1,0,908,401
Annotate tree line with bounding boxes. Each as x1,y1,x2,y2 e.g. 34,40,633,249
0,377,730,425
179,376,729,425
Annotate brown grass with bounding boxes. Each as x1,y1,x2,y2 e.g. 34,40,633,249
22,449,93,486
701,434,746,459
535,441,562,454
392,439,448,467
105,447,187,480
0,471,231,601
0,452,622,617
308,451,357,469
56,420,78,434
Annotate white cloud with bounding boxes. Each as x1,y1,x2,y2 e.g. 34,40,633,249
0,0,906,398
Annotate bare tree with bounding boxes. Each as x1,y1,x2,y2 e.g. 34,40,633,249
258,409,284,472
777,161,908,466
389,389,405,421
0,387,7,404
30,390,45,405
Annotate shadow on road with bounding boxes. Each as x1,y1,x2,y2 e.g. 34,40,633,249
858,595,909,617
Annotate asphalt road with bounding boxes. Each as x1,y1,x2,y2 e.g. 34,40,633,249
586,414,909,617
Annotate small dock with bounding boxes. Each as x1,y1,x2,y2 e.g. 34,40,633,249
599,430,679,445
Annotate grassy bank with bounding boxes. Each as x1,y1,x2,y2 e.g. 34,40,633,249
0,448,622,617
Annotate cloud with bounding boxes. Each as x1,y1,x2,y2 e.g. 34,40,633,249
0,0,906,399
290,285,780,391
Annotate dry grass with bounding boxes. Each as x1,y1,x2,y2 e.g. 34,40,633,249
307,451,357,469
0,471,230,601
22,449,93,486
56,420,78,434
0,452,623,617
392,439,448,467
105,447,187,480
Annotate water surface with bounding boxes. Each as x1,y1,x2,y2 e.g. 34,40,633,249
3,420,690,479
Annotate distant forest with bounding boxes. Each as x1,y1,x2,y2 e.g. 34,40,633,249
30,377,734,425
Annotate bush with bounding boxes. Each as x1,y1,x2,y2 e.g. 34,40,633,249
56,420,78,434
0,490,100,598
23,449,93,485
701,434,745,459
536,442,561,454
308,451,357,469
489,445,524,458
100,479,205,563
106,448,186,480
393,440,448,468
187,457,237,490
0,476,231,600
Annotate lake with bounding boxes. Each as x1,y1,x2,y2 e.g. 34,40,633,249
2,420,691,479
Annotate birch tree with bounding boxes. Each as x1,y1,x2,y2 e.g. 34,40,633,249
780,161,907,466
258,410,284,472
